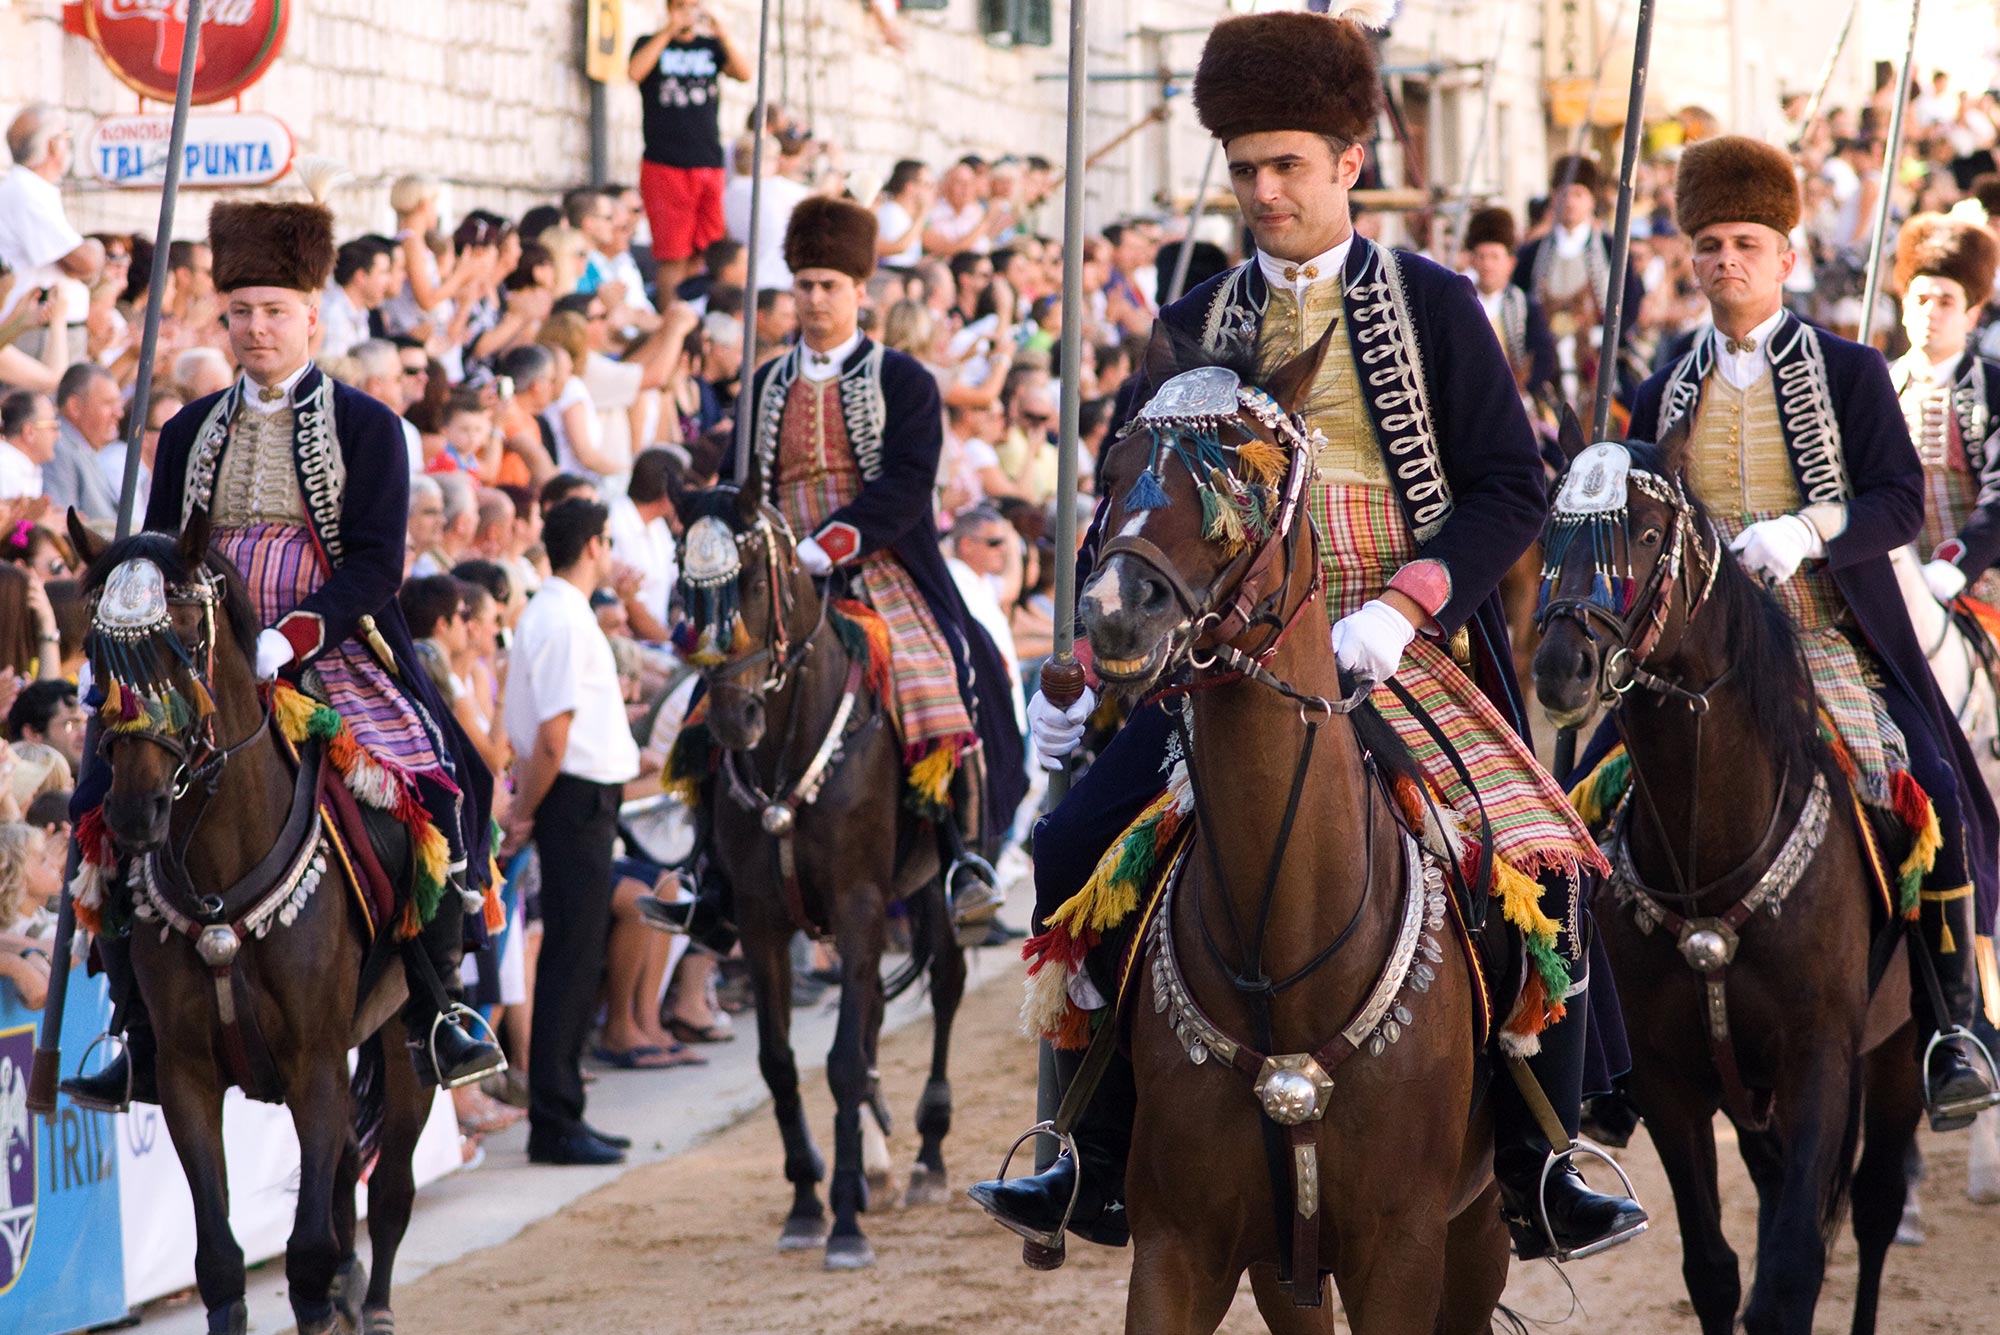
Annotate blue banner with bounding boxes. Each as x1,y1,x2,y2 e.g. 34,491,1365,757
0,970,126,1335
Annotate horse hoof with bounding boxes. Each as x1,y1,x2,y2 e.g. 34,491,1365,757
778,1215,828,1251
332,1257,369,1330
1895,1196,1925,1247
904,1166,951,1207
865,1167,900,1209
363,1306,398,1335
211,1299,249,1335
824,1234,875,1270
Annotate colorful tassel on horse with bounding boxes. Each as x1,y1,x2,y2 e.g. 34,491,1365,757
1566,745,1632,830
1890,769,1942,918
830,598,893,700
1126,467,1170,511
905,742,960,814
1234,436,1287,486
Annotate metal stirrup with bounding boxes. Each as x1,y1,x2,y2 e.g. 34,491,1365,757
65,1031,134,1110
983,1122,1085,1270
1924,1026,2000,1122
427,1003,507,1091
1533,1138,1649,1262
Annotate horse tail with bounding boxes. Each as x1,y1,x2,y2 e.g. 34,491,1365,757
351,1032,389,1163
881,882,941,1003
1824,1067,1865,1246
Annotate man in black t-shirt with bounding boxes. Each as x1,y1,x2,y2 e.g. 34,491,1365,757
630,0,751,293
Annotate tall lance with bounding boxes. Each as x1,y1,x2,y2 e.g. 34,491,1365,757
1028,0,1094,1186
1856,0,1924,349
27,0,209,1116
733,0,779,484
1553,0,1657,783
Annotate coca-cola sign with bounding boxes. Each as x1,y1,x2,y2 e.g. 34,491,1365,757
79,0,290,106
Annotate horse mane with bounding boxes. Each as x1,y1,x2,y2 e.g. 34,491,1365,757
80,530,262,669
1625,441,1824,773
1131,319,1266,407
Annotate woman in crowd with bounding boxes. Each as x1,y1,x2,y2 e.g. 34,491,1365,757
534,313,623,480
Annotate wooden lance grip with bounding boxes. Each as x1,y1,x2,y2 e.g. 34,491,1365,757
1040,655,1087,712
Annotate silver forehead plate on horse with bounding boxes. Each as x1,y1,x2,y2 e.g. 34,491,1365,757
681,516,742,589
97,558,171,636
1555,442,1633,515
1138,366,1242,424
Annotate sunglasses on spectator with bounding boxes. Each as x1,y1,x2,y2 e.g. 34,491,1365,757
402,366,427,378
1022,412,1053,426
976,536,1007,548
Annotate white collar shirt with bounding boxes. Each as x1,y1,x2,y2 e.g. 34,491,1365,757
504,574,641,785
1255,234,1355,305
1477,287,1506,318
239,362,314,415
1710,307,1787,391
0,165,84,321
1552,223,1594,259
800,330,863,382
0,439,41,500
319,284,372,360
605,493,679,630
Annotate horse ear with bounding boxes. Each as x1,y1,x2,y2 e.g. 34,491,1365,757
1263,314,1340,416
736,451,763,527
65,507,105,572
1656,415,1694,477
1555,404,1590,464
179,506,212,572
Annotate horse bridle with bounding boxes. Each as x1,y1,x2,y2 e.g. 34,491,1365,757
91,561,269,800
1536,460,1724,712
702,506,825,698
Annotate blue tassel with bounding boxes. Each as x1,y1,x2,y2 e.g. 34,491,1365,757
1589,571,1615,610
1127,467,1170,511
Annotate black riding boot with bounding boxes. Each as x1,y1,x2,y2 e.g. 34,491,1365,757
402,887,505,1089
1492,1004,1649,1261
1910,888,2000,1131
967,1043,1134,1249
942,748,1002,947
60,931,159,1113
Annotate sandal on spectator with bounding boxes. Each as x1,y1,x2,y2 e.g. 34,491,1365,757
668,1015,736,1045
592,1042,706,1069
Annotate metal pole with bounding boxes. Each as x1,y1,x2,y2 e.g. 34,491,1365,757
28,0,206,1119
589,81,610,188
732,0,776,484
1444,5,1511,260
1165,139,1219,307
1588,0,1655,444
1790,0,1862,151
1551,0,1632,202
1857,0,1924,349
1033,0,1092,1178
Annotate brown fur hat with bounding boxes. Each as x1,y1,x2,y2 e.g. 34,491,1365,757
1548,155,1600,196
1464,207,1518,252
783,196,878,283
1674,135,1801,239
1894,212,1999,303
1192,1,1394,146
208,201,336,294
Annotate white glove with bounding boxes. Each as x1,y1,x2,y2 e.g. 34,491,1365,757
1729,514,1823,585
1924,558,1969,604
1328,599,1416,687
1027,685,1097,772
796,536,833,575
255,628,294,681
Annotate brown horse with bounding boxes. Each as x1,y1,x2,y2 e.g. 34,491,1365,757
70,513,433,1335
1531,429,1921,1335
1079,354,1510,1334
675,472,964,1270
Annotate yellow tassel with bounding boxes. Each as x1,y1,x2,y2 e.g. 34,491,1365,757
414,822,451,887
906,744,958,808
272,683,319,742
1045,788,1178,938
1942,920,1958,954
104,679,123,718
1492,856,1564,942
1235,436,1287,485
663,773,701,807
188,676,216,718
1897,800,1944,887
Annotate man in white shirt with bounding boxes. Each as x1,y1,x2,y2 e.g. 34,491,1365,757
504,497,642,1166
0,105,103,325
723,137,814,288
319,237,394,360
942,507,1026,736
605,447,680,641
44,363,121,523
0,391,56,500
924,160,993,258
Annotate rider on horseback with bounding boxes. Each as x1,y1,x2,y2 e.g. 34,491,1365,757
665,197,1028,947
62,197,505,1111
1629,137,2000,1130
971,2,1647,1263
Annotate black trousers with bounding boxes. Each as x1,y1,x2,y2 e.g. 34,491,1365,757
527,773,622,1139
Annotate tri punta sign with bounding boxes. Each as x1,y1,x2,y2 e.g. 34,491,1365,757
76,0,292,106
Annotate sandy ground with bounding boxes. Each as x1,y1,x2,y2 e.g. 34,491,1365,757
389,966,1999,1335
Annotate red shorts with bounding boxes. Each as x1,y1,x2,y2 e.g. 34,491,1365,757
640,161,726,263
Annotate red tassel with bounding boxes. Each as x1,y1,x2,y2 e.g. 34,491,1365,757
1890,770,1932,832
1051,1003,1093,1052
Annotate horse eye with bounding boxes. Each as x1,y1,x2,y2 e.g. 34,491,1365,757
1638,527,1663,547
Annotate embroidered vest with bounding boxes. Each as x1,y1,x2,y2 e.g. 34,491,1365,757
776,378,860,531
752,341,888,500
1686,371,1801,517
1259,281,1387,487
213,407,308,527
